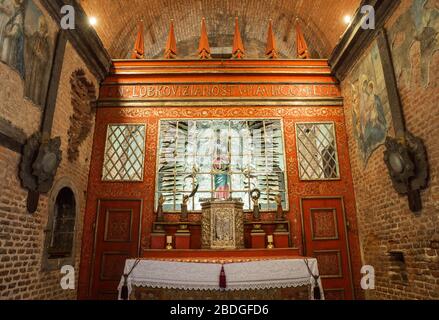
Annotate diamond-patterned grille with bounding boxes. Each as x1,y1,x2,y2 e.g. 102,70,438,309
296,123,340,180
102,124,146,181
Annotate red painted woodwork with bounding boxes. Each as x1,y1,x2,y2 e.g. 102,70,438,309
175,232,191,249
164,20,177,59
301,198,354,300
153,222,289,250
232,17,245,59
131,21,145,59
198,18,211,59
78,60,363,300
150,233,166,249
89,200,142,300
265,20,278,59
251,233,267,249
273,232,290,248
296,20,311,59
142,248,300,260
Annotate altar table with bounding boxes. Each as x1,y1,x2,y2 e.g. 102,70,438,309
118,258,324,300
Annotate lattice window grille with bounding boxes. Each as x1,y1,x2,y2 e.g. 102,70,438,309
102,124,146,181
296,123,340,180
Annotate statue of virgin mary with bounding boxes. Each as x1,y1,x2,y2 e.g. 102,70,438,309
212,129,231,200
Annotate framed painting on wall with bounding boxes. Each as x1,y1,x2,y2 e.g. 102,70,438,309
349,41,392,166
0,0,55,107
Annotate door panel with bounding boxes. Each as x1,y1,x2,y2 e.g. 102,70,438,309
301,198,353,300
91,200,142,300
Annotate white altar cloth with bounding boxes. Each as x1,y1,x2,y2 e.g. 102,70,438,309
118,258,324,300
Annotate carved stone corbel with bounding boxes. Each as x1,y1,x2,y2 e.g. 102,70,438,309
19,133,62,213
384,132,429,212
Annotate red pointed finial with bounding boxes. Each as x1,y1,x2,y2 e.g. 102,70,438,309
131,20,145,59
232,17,245,59
266,20,278,59
164,20,177,59
296,19,310,59
198,18,211,59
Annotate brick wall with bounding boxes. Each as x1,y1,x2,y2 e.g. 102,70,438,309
341,0,439,300
0,56,42,138
79,0,361,59
0,1,98,299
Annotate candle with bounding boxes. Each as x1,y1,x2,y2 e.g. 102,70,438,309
167,236,173,243
267,235,273,243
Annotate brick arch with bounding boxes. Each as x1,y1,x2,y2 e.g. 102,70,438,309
42,177,82,271
80,0,361,59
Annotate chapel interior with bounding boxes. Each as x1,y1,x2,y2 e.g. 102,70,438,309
0,0,438,301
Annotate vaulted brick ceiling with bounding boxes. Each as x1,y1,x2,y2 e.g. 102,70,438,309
80,0,361,59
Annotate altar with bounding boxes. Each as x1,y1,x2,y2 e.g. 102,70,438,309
118,257,324,300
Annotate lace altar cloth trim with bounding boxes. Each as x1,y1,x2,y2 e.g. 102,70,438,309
118,258,324,300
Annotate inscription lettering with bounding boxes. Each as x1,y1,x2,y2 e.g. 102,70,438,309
101,84,341,100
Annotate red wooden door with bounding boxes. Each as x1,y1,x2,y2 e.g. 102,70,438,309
90,200,142,300
301,198,354,300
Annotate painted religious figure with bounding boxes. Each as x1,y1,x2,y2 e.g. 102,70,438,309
387,0,439,88
23,0,53,107
0,0,25,76
351,43,391,166
213,154,230,200
0,0,54,107
212,129,231,200
24,9,51,106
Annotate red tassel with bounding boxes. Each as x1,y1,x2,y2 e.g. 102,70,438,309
219,265,227,289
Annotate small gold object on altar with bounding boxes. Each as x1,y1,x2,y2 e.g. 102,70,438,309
267,235,274,249
166,236,173,250
252,223,264,233
178,224,189,233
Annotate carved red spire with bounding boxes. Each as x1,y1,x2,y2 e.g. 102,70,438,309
164,20,177,59
198,18,211,59
265,20,278,59
131,20,145,59
232,17,245,59
296,19,310,59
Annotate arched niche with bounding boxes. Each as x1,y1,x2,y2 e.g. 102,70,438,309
42,177,82,271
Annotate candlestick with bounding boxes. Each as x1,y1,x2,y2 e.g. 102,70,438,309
267,235,274,249
166,235,173,250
